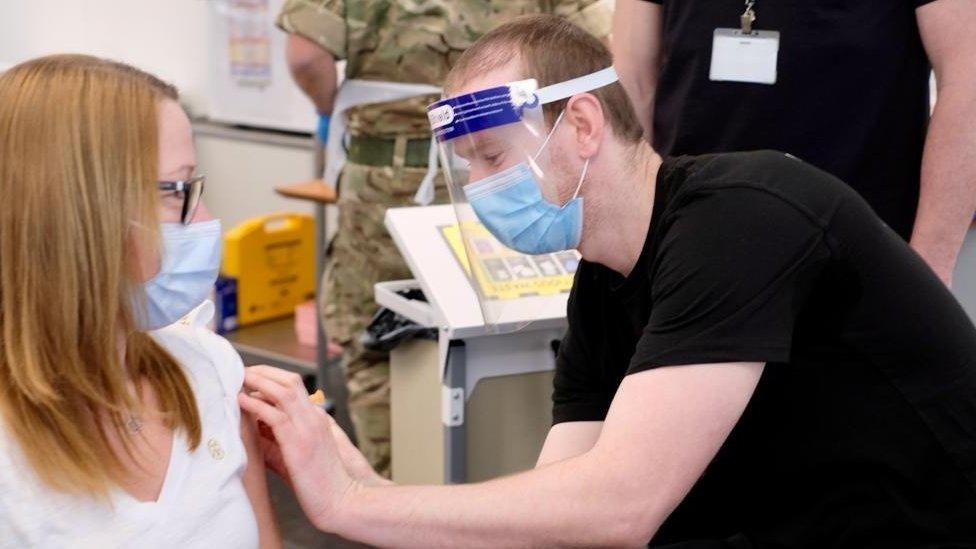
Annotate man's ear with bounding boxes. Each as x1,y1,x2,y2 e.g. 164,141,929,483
564,93,605,159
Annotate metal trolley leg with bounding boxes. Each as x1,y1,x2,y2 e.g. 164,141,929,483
443,340,467,484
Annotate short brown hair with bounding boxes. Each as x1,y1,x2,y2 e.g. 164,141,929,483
445,14,644,144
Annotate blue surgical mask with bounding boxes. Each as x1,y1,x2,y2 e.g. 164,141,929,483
463,112,589,255
138,220,222,330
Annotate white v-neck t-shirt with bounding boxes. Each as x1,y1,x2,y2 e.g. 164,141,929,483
0,303,259,548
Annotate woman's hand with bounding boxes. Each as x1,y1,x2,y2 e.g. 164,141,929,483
238,365,359,532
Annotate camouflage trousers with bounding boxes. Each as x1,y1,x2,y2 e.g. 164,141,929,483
322,157,447,478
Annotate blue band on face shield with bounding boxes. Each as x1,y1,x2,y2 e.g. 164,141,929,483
427,82,538,143
427,67,619,143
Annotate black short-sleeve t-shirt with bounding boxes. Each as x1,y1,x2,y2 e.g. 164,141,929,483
637,0,938,239
553,151,976,546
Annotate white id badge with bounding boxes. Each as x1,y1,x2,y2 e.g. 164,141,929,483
709,29,780,85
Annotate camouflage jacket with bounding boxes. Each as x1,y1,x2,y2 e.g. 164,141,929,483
276,0,613,138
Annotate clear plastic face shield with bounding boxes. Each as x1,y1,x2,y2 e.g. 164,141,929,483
427,67,618,332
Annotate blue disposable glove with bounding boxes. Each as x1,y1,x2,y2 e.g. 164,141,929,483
316,113,331,143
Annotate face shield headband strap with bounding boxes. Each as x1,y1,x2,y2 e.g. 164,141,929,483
531,66,619,167
427,67,618,145
533,66,619,106
530,67,613,202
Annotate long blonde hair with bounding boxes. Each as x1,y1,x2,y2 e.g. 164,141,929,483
0,55,201,494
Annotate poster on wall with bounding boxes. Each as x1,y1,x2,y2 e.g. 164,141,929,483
227,0,272,89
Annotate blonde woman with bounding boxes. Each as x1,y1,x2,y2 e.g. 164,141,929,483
0,55,281,547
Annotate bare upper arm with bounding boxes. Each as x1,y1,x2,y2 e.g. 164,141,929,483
611,0,663,136
611,1,663,91
917,0,976,88
284,33,339,112
241,415,283,549
285,33,337,75
536,421,604,467
585,362,765,539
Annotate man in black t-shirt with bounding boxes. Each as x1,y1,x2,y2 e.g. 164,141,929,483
238,16,976,548
613,0,976,286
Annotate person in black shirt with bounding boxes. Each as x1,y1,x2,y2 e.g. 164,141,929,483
237,15,976,548
612,0,976,286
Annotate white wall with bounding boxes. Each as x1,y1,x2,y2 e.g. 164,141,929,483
195,131,318,231
0,0,212,114
0,0,325,235
0,0,319,129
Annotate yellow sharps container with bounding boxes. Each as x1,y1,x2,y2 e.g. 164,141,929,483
221,212,316,327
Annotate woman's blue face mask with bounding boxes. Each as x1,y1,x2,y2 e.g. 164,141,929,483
135,220,222,330
462,110,589,255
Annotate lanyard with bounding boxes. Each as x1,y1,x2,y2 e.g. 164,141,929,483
741,0,757,34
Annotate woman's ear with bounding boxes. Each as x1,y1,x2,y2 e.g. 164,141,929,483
565,93,605,159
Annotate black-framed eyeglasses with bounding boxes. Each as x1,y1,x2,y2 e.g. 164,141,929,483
158,175,205,225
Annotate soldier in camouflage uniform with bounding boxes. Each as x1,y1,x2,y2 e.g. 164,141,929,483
277,0,612,478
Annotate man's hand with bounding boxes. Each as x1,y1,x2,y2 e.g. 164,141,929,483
329,410,393,487
237,361,763,547
239,365,358,532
